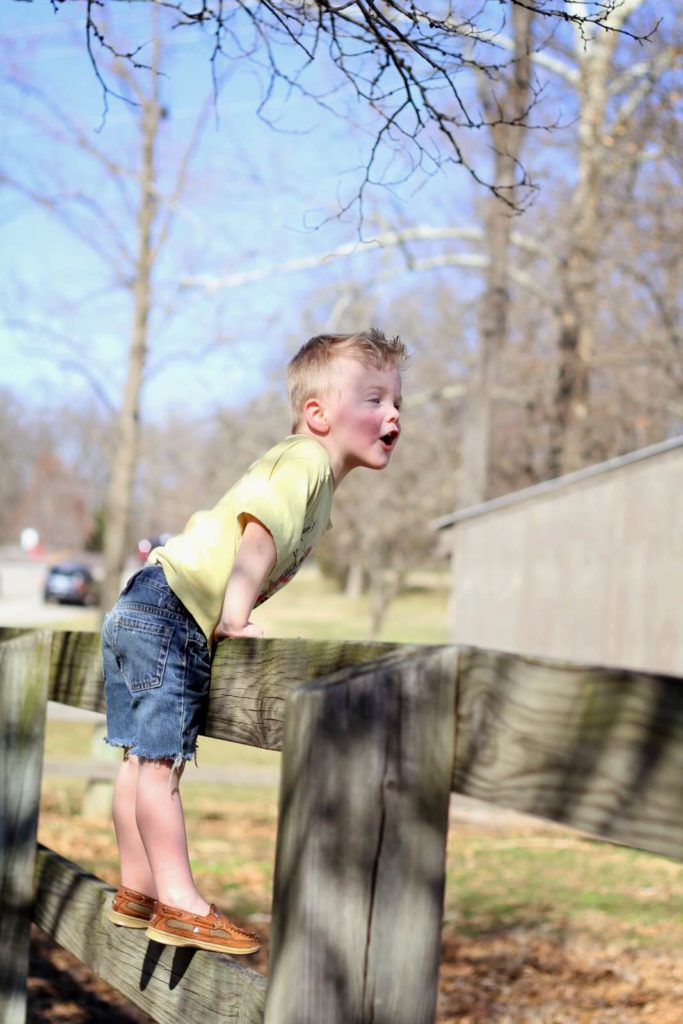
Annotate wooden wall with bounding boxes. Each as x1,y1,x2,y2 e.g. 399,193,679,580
447,443,683,675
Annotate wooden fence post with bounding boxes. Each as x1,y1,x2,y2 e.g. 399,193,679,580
0,630,50,1024
265,646,458,1024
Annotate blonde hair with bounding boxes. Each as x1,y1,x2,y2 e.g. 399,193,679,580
287,329,408,430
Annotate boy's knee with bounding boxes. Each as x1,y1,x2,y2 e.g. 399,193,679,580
137,756,185,784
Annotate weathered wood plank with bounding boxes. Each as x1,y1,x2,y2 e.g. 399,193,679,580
266,646,457,1024
0,627,35,643
453,647,683,860
33,844,267,1023
0,631,50,1024
48,631,105,713
47,632,398,748
208,637,398,750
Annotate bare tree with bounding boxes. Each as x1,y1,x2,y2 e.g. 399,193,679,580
417,1,680,483
0,392,45,544
100,34,162,610
1,18,226,608
580,39,683,459
545,0,676,474
0,390,110,549
459,3,536,508
43,1,656,218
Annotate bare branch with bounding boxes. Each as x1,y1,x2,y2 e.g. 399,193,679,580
454,23,580,85
180,220,553,291
0,170,132,284
3,72,138,223
180,225,483,290
610,46,680,133
41,0,658,212
4,313,117,412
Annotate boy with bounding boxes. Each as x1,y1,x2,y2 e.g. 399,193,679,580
101,329,406,955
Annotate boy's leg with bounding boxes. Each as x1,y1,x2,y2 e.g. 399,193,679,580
112,752,156,897
102,564,215,917
135,758,210,916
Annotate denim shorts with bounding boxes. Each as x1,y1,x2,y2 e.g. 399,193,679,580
102,564,212,766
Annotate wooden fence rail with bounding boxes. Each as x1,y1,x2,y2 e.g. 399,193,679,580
1,626,682,1024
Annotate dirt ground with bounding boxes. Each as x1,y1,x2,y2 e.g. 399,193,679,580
437,931,683,1023
29,781,683,1023
27,922,683,1024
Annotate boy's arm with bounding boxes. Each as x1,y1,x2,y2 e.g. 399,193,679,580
213,516,276,642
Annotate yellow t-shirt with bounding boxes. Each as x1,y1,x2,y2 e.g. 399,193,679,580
150,435,333,641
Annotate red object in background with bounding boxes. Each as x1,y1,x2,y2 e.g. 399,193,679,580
137,534,170,563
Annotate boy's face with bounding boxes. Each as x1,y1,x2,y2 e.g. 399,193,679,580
320,356,402,480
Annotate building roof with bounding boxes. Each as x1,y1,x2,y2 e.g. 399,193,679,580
433,434,683,531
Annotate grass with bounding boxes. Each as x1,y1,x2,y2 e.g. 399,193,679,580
444,826,683,951
256,565,450,644
51,615,100,632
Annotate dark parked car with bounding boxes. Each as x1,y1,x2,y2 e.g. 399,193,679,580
44,561,100,607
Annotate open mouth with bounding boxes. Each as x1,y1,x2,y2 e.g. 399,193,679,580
380,431,398,448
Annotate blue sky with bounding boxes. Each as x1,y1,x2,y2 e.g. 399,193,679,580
1,1,474,419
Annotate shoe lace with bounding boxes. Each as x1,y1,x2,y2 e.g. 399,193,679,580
216,912,257,939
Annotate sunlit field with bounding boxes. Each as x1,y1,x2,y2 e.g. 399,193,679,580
256,566,451,643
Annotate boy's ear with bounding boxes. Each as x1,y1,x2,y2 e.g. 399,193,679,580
302,397,330,435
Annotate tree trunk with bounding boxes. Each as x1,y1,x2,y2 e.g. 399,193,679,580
101,55,161,611
368,563,401,640
460,204,516,507
459,5,535,508
548,43,609,476
548,1,644,476
344,559,365,600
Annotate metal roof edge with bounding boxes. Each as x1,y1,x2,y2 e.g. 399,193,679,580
432,434,683,530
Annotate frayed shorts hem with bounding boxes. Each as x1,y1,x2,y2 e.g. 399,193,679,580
104,737,196,767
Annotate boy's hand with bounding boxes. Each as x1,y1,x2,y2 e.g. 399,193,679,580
214,621,264,642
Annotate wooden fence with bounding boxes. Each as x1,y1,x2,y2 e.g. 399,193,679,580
1,625,683,1024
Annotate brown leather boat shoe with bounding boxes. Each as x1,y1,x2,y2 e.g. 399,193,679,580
107,886,156,928
145,902,261,955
